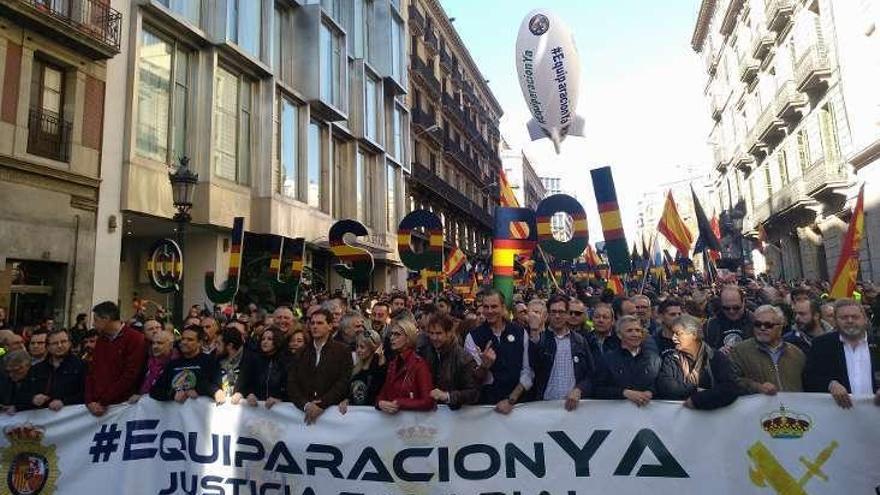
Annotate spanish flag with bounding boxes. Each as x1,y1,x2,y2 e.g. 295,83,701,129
657,191,693,256
443,246,467,278
608,275,625,295
498,167,530,242
830,185,865,299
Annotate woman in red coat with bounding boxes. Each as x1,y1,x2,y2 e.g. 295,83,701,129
376,319,435,413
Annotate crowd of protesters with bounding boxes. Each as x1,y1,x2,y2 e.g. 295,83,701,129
0,277,877,421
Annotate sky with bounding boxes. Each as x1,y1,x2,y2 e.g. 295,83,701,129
442,0,711,242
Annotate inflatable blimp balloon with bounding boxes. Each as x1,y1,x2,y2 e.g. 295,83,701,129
515,10,585,154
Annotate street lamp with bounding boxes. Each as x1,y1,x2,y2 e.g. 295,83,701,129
168,156,198,325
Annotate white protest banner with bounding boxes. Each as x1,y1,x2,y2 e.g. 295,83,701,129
0,393,877,494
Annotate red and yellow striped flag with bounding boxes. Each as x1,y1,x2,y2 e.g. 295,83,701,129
830,185,866,299
498,167,530,242
443,246,467,277
657,191,693,256
608,275,625,295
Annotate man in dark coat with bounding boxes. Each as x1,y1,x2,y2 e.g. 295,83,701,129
803,299,880,408
31,329,86,410
288,309,352,424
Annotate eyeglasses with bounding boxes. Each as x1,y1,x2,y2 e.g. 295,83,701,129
549,309,568,315
753,321,778,329
569,311,585,316
722,305,743,311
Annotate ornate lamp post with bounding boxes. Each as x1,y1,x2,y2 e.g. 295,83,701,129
168,156,198,326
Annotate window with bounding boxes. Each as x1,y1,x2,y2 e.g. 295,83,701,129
763,166,772,198
797,129,811,171
307,121,322,209
136,28,189,164
818,104,840,163
273,7,283,75
320,21,345,110
391,103,404,160
386,163,397,230
390,13,404,82
333,137,346,217
748,177,756,211
29,58,68,161
352,0,373,60
364,74,379,141
158,0,200,26
777,150,789,185
212,67,252,184
228,0,262,58
355,149,366,224
278,97,300,199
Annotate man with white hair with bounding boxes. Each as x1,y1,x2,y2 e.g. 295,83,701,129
729,305,805,395
804,299,879,408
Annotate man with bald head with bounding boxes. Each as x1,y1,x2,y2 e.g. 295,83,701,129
705,286,753,353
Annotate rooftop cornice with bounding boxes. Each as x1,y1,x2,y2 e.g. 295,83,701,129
691,0,718,52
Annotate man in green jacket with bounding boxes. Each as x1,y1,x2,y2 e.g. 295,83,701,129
730,305,805,395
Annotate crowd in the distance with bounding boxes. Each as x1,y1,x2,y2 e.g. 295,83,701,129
0,279,877,422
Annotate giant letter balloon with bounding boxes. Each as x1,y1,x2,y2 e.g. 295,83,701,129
397,209,443,272
493,207,537,307
535,193,588,259
329,220,374,282
205,217,245,304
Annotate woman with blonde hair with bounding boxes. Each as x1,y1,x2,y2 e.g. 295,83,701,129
339,330,386,414
376,319,435,413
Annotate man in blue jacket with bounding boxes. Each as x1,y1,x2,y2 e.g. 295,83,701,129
533,295,598,411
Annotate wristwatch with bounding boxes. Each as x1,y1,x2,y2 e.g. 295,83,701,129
507,395,517,405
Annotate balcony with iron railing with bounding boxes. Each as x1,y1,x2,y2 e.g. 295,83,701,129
764,0,794,34
751,28,775,61
424,29,439,55
411,106,436,130
714,146,727,172
441,93,466,123
710,91,726,121
27,107,72,162
408,6,425,36
752,178,808,223
774,79,808,121
802,155,849,196
754,101,787,146
738,50,759,84
0,0,122,59
411,161,492,228
795,40,831,92
410,54,440,96
439,49,456,73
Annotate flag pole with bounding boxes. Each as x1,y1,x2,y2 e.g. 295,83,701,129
537,244,562,292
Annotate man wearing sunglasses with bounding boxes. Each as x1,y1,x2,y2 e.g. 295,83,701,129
705,286,753,354
729,305,805,395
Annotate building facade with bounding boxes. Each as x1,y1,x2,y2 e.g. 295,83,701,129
406,0,502,262
0,0,121,327
94,0,411,317
500,136,545,210
692,0,870,282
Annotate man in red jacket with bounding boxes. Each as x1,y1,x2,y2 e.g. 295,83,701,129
85,301,147,416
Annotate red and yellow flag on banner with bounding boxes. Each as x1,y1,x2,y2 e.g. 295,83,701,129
657,191,693,256
498,167,530,242
830,185,866,299
709,214,721,261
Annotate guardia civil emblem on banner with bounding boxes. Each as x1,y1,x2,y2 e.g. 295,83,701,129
0,424,59,495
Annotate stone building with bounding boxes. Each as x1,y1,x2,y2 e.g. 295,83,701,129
406,0,501,262
0,0,121,326
692,0,867,281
